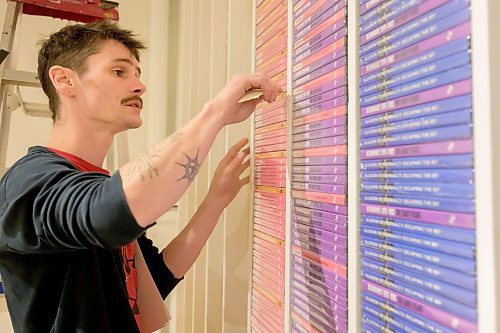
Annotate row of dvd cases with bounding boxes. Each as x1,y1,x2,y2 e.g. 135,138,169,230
250,0,500,332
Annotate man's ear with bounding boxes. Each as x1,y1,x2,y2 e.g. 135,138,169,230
48,65,76,97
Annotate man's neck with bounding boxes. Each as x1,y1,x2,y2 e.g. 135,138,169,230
47,121,115,167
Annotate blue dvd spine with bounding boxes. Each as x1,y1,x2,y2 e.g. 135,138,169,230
361,246,477,290
361,0,469,56
361,225,475,259
362,293,458,333
360,238,476,275
360,0,424,34
361,52,471,97
361,109,472,139
361,8,470,65
360,123,472,149
360,153,474,171
360,192,475,213
361,214,476,244
361,181,475,198
360,38,470,87
361,269,477,321
361,168,473,183
362,257,476,307
361,65,471,107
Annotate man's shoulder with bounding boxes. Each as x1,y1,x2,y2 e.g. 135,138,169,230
5,146,75,175
0,146,77,193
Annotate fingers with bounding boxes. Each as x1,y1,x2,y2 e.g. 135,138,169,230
238,72,279,104
240,158,250,173
226,137,249,160
240,175,250,187
229,144,250,170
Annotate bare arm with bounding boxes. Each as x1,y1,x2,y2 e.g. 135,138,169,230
161,138,251,277
119,73,277,227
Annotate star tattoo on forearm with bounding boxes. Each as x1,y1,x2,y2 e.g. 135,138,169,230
177,148,200,183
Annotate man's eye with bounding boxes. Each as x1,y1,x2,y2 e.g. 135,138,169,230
112,69,124,77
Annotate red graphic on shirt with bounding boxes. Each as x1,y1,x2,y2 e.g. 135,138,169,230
47,147,141,331
122,242,141,331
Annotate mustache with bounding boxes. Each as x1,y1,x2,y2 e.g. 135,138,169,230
121,96,143,109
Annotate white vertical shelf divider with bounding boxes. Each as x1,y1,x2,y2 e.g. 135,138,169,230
284,0,293,332
471,0,500,332
347,0,361,332
247,1,257,331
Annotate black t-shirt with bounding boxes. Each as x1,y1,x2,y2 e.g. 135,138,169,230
0,146,181,332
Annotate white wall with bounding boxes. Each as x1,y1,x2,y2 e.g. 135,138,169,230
170,1,254,332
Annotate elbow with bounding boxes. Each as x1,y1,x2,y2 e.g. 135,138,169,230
167,264,186,280
162,249,187,279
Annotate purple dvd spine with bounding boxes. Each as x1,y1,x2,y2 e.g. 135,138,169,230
294,50,347,82
296,232,348,256
361,203,475,229
291,295,347,332
293,30,345,65
293,199,347,215
293,254,348,288
292,155,347,166
292,279,348,309
292,182,346,194
294,95,347,118
293,60,345,88
292,265,348,298
292,225,348,248
293,219,347,237
294,77,346,103
294,85,346,107
294,0,346,40
361,139,474,160
292,238,347,265
292,290,347,327
292,135,346,149
293,216,348,236
291,174,347,184
293,86,346,111
293,115,346,134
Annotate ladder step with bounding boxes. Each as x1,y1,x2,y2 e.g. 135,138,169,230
14,0,119,22
2,69,40,88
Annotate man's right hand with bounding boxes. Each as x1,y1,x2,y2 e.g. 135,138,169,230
210,73,280,126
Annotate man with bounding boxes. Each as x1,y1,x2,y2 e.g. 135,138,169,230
0,20,278,332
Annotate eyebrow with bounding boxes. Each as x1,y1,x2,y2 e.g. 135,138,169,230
111,58,142,76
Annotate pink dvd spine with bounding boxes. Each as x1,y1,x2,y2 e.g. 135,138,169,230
292,190,346,205
292,144,347,157
293,106,346,126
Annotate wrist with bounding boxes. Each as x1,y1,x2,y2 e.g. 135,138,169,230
202,100,226,131
201,192,226,215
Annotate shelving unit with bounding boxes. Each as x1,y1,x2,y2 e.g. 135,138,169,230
249,0,500,332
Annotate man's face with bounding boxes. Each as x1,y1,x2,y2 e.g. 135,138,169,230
73,39,146,132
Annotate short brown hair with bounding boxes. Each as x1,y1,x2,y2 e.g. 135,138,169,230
37,20,146,121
